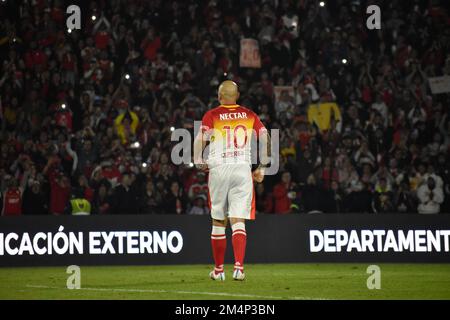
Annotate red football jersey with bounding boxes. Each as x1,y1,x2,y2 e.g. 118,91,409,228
201,104,266,169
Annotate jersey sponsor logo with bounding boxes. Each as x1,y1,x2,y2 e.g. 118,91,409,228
219,112,248,121
221,150,245,158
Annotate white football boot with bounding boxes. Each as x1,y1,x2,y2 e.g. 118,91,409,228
232,268,245,281
210,270,226,281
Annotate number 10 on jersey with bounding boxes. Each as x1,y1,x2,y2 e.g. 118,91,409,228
223,125,248,149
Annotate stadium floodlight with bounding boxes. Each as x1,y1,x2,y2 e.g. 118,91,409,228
91,15,96,21
342,58,348,64
132,141,140,148
319,1,325,7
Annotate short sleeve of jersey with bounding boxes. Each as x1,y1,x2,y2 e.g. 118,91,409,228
252,111,267,137
201,111,214,137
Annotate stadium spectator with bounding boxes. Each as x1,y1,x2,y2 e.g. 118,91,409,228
91,180,112,215
43,157,71,215
255,183,273,214
1,175,26,216
394,180,416,213
110,173,139,214
187,194,209,215
22,178,48,215
372,177,395,213
293,146,316,185
273,171,297,214
417,177,444,214
163,181,187,215
114,108,140,146
307,101,342,134
188,171,208,201
139,180,163,214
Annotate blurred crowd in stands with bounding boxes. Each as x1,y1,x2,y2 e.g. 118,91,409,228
0,0,449,215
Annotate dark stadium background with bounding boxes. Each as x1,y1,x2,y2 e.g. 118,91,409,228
0,0,449,216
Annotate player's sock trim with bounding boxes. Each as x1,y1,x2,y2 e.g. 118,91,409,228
231,222,246,232
211,225,226,240
232,231,247,236
211,235,226,240
234,265,244,270
212,226,226,235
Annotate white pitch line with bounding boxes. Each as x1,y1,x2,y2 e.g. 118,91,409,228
25,284,326,300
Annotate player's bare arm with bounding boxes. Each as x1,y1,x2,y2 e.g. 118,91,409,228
253,129,271,183
193,130,209,172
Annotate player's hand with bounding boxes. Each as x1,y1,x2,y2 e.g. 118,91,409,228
253,168,265,183
195,163,209,172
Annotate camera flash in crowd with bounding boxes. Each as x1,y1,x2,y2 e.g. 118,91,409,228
170,126,175,132
61,103,66,109
319,1,325,7
67,28,72,34
142,162,148,168
125,74,130,80
91,15,97,21
342,58,348,64
223,72,227,77
189,162,194,168
132,141,140,148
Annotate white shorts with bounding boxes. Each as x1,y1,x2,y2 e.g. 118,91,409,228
208,164,255,220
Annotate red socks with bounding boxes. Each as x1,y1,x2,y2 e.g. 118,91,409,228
211,226,226,274
211,222,247,273
231,222,246,272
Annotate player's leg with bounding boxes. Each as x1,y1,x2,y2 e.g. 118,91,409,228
208,167,229,281
229,217,247,280
228,165,254,281
210,218,228,280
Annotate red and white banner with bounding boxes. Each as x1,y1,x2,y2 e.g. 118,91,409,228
239,39,261,68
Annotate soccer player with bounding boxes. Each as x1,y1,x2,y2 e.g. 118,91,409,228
193,80,270,281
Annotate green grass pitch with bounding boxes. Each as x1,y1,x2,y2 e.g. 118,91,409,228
0,264,449,300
